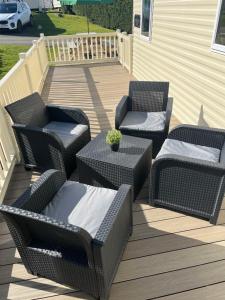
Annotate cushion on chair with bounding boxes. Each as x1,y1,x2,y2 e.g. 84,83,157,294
42,181,117,238
44,121,88,147
119,111,166,132
157,139,220,163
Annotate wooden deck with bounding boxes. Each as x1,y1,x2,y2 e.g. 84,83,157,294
1,62,225,300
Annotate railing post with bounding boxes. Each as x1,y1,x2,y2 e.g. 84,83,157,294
116,29,121,60
128,34,133,74
40,33,49,64
19,52,33,93
33,39,43,74
122,32,127,68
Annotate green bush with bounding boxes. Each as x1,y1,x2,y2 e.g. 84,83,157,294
74,0,133,33
106,129,122,145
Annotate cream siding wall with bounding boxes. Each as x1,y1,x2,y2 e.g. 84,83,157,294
132,0,225,128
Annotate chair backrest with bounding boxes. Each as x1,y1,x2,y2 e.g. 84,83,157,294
5,93,49,127
129,81,169,112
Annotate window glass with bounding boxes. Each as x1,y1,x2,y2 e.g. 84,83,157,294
0,3,17,13
215,0,225,46
141,0,151,38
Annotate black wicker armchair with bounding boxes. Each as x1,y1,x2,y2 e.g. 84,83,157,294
150,125,225,224
0,170,132,300
5,93,91,177
115,81,173,157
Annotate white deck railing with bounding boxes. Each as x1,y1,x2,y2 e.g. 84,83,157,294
0,35,49,203
45,32,118,64
0,30,133,203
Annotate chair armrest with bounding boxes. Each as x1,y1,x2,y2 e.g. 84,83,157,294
47,104,90,126
0,204,94,267
13,123,65,151
164,97,173,134
13,170,66,212
151,154,225,199
115,96,130,129
92,184,132,296
150,154,225,223
93,184,132,246
153,154,225,174
168,125,225,149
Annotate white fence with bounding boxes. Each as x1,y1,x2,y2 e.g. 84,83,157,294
0,35,49,203
45,31,133,73
0,30,133,203
45,32,119,65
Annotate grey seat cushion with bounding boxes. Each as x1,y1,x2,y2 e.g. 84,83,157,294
44,121,88,147
157,139,220,163
42,181,117,238
119,111,166,132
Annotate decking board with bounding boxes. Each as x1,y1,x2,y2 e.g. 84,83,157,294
0,63,224,300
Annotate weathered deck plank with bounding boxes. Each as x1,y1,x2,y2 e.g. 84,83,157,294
1,63,224,300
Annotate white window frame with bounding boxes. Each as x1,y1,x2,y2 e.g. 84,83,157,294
212,0,225,53
140,0,153,41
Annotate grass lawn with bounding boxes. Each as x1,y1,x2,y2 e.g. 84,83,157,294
23,12,113,36
0,45,29,79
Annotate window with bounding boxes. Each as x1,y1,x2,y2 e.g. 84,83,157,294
0,3,17,14
212,0,225,53
141,0,152,40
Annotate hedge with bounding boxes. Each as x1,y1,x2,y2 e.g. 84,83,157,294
74,0,133,33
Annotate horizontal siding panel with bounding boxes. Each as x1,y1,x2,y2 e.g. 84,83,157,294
133,0,225,128
133,43,225,126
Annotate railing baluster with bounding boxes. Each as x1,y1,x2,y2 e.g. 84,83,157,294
109,36,112,58
77,37,80,61
91,36,94,59
57,40,61,61
62,39,66,61
0,142,8,171
71,38,76,61
114,36,116,58
100,36,103,59
0,163,5,182
67,39,71,61
86,37,89,60
52,40,56,62
95,37,98,59
81,37,85,60
47,39,52,62
105,36,107,58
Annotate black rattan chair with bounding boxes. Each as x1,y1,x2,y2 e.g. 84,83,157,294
115,81,173,157
0,170,132,300
5,93,91,177
150,125,225,224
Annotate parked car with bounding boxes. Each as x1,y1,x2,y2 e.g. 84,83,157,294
0,1,32,32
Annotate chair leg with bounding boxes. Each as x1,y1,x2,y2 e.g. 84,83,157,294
24,165,34,171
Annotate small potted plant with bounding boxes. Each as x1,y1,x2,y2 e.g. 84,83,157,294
106,129,122,152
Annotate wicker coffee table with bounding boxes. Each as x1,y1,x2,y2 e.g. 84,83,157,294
77,132,152,200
